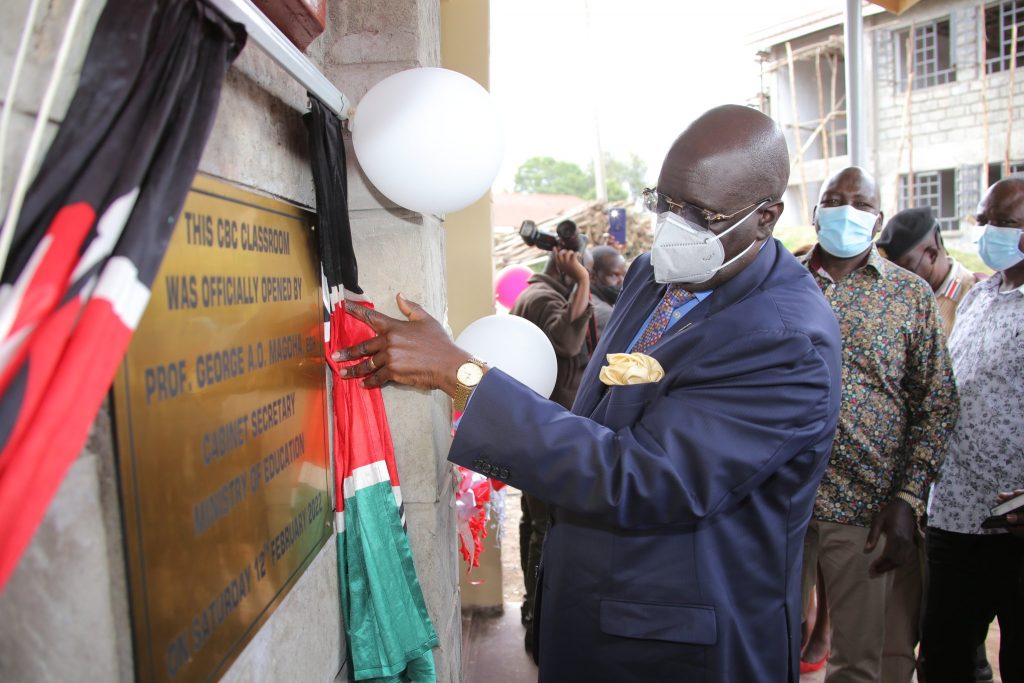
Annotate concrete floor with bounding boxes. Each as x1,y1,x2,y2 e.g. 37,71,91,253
462,605,538,683
461,489,1004,683
462,488,536,683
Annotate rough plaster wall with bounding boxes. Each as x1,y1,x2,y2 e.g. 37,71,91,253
0,0,461,681
0,402,132,682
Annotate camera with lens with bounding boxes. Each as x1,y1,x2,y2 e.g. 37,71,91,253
519,219,587,252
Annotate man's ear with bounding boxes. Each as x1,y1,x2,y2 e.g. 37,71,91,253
757,201,785,239
872,211,885,238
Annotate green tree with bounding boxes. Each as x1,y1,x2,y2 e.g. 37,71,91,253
513,153,648,201
514,156,593,198
601,153,647,201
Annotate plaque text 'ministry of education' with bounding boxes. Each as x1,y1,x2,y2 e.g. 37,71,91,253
113,175,331,683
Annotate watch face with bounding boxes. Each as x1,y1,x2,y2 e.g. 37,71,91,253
457,362,483,385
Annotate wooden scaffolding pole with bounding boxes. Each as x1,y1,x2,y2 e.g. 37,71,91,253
1005,23,1018,176
981,2,990,189
893,31,916,210
829,53,840,160
786,41,810,224
815,51,831,178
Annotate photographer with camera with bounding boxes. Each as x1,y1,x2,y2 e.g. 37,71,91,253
511,218,594,655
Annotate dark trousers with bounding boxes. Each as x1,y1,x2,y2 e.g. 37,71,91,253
921,527,1024,683
519,492,549,646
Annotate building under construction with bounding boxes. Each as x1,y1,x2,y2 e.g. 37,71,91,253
752,0,1024,232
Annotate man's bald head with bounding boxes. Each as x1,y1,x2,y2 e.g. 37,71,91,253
658,105,790,211
653,105,790,290
591,246,622,274
980,177,1024,221
978,176,1024,210
817,167,881,209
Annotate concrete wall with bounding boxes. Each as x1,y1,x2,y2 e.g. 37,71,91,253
439,0,504,613
764,0,1024,228
0,0,461,681
870,0,1024,224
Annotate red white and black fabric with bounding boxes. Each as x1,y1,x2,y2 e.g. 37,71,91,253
0,0,244,590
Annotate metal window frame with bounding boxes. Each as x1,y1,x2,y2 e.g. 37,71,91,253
899,170,958,231
894,18,956,91
985,0,1024,73
206,0,350,119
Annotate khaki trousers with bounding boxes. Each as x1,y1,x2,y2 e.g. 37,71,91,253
803,520,921,683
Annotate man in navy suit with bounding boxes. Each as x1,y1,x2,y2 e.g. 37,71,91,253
334,105,842,682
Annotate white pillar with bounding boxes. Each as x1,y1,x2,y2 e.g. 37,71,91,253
845,0,867,167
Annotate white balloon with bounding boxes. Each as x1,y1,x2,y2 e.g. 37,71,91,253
352,67,504,216
455,315,557,399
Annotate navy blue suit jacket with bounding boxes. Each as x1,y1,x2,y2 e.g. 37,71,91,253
450,239,841,682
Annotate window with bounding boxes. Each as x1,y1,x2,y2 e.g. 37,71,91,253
894,19,956,90
958,165,982,219
987,160,1024,183
898,169,958,231
985,1,1024,74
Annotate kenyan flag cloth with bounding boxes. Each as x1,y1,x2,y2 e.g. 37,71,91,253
326,300,438,682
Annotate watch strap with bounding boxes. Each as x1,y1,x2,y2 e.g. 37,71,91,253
894,490,925,517
452,358,486,412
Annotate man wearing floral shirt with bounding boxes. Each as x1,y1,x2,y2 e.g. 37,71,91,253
799,167,959,682
921,177,1024,682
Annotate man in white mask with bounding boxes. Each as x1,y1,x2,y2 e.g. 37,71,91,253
333,105,843,682
798,167,958,683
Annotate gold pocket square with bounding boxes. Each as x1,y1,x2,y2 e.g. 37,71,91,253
598,353,665,386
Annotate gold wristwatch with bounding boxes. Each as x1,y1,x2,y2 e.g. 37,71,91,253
453,357,487,412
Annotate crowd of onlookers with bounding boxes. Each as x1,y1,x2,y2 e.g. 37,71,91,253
791,170,1023,683
511,168,1023,683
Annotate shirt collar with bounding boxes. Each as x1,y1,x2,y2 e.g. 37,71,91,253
992,271,1024,296
803,244,884,281
936,257,963,299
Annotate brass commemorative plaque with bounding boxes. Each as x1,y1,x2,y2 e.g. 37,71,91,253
112,175,331,683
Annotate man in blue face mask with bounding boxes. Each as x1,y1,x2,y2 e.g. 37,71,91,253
921,177,1024,683
798,167,959,683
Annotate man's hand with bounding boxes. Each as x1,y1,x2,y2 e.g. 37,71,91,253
331,294,471,394
864,498,918,577
554,248,592,323
997,489,1024,539
600,232,625,252
555,247,589,285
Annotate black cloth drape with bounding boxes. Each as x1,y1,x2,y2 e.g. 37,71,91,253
304,96,361,296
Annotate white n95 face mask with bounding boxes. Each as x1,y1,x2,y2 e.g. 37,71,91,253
650,202,765,284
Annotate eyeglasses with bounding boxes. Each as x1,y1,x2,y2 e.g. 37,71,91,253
642,187,772,229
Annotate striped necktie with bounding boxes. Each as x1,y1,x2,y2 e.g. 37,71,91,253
631,284,694,353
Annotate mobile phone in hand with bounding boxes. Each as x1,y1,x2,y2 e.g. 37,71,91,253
608,208,626,245
981,491,1024,529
